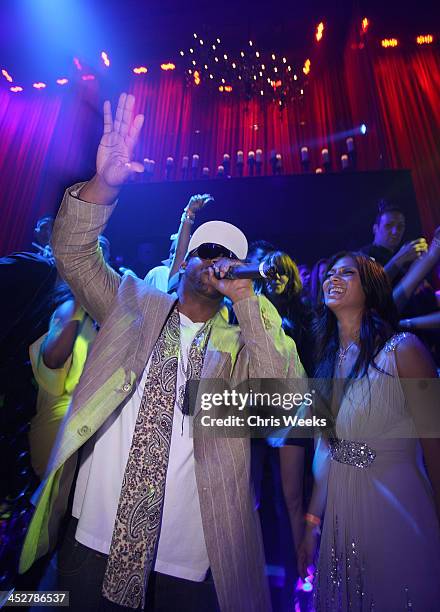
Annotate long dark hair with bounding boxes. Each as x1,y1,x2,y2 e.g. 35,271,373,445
309,258,328,309
314,251,398,381
258,250,303,321
258,251,314,373
313,252,398,435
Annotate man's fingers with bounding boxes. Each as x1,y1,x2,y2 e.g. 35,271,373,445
114,92,127,133
124,161,145,174
125,114,144,151
120,94,135,137
103,100,113,134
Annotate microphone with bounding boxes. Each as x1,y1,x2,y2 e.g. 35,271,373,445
214,262,278,280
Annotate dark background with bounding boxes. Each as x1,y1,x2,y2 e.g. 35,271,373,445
106,169,420,273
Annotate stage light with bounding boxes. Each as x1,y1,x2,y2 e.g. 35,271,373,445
188,69,192,74
316,21,324,42
193,33,197,38
303,59,311,75
194,70,201,85
56,78,69,85
221,78,225,83
240,51,245,58
223,54,228,60
204,64,208,69
217,38,221,43
260,90,264,95
287,66,291,71
300,89,304,95
192,60,196,65
225,85,232,92
2,69,13,82
161,63,176,71
381,38,398,48
219,86,224,92
249,40,253,46
261,64,265,70
10,86,23,92
253,75,257,80
256,51,260,58
199,39,204,45
362,17,369,33
293,74,297,80
232,62,236,68
212,44,216,50
274,67,278,73
33,82,47,89
360,123,367,134
133,66,148,74
82,75,95,81
214,57,219,62
180,51,184,56
271,54,276,60
259,71,263,77
282,57,287,63
209,74,213,79
189,48,194,53
416,35,433,45
101,51,110,67
73,57,82,71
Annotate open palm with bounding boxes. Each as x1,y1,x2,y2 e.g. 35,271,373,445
96,93,145,187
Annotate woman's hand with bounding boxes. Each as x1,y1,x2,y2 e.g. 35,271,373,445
297,525,319,579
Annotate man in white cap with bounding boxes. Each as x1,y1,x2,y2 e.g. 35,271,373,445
19,93,304,612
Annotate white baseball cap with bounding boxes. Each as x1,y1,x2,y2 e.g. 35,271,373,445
187,220,248,260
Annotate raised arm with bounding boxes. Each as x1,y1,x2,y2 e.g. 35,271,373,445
42,300,84,369
167,194,213,291
207,260,304,378
52,93,144,324
384,237,428,283
393,228,440,312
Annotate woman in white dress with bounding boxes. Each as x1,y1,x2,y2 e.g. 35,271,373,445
298,252,440,611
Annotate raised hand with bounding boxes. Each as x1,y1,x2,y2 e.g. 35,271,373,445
394,238,428,266
187,194,213,214
96,93,145,188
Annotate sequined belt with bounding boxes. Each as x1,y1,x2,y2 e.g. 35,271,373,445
329,438,376,468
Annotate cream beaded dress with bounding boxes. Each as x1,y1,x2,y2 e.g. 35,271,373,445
314,333,440,611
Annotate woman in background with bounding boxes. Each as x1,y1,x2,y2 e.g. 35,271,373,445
257,251,314,566
28,234,110,478
28,284,97,478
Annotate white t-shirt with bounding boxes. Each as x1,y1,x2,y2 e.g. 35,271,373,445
72,312,210,581
143,265,170,293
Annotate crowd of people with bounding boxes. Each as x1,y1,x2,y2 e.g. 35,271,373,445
1,92,440,611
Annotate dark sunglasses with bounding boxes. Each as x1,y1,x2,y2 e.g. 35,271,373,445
189,243,237,260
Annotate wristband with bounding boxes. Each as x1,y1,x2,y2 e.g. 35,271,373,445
305,512,321,527
181,208,195,224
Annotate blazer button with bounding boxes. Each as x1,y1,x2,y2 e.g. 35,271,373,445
78,425,91,437
122,383,132,392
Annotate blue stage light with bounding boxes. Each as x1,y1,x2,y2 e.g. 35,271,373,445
360,123,367,135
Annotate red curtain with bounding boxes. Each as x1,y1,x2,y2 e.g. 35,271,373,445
1,32,439,255
373,50,440,233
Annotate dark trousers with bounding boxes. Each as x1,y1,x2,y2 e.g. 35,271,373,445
18,516,220,612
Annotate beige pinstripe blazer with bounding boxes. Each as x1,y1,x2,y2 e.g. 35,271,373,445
20,184,305,612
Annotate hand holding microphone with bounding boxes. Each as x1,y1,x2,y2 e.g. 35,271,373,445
208,259,278,303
